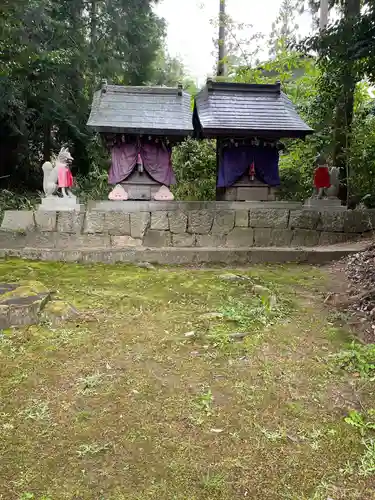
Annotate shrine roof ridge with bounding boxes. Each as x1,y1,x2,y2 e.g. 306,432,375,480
87,82,193,135
193,79,314,139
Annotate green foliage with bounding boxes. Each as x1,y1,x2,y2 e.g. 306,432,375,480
344,409,375,477
345,410,375,436
0,0,166,186
172,138,217,201
359,439,375,476
334,341,375,377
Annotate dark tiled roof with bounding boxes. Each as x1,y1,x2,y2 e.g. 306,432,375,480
194,80,313,138
87,83,193,135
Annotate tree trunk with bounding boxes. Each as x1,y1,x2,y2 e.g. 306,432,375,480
217,0,226,77
90,0,97,47
332,0,360,202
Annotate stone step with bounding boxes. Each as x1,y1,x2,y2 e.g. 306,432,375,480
0,242,368,266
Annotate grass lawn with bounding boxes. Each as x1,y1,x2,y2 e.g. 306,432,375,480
0,260,374,500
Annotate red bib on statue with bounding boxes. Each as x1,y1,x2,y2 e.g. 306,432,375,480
314,166,330,189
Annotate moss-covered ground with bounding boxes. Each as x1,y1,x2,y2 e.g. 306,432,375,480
0,259,374,500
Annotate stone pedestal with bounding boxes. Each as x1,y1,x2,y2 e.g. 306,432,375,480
218,175,277,202
121,170,162,201
303,197,347,212
38,196,82,212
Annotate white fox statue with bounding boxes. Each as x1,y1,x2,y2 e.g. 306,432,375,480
42,147,74,198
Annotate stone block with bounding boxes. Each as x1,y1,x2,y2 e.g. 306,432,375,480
292,229,320,247
1,211,35,232
343,210,372,233
367,209,375,230
130,212,150,238
54,234,110,249
249,209,289,229
0,305,9,329
237,186,269,201
111,236,143,248
289,210,320,230
9,302,39,327
226,228,254,248
235,210,249,227
319,232,351,245
38,197,81,212
271,229,293,247
168,211,188,234
25,232,55,248
127,185,151,200
34,211,57,232
84,212,105,233
254,228,272,247
222,187,237,201
196,234,226,247
57,211,84,234
318,211,345,232
211,210,235,234
172,233,196,247
143,230,171,248
188,210,214,234
104,212,131,235
151,211,169,230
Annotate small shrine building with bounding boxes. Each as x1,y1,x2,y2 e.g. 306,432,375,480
87,81,193,200
193,79,313,201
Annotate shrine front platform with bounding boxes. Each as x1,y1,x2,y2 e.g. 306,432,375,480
0,201,374,265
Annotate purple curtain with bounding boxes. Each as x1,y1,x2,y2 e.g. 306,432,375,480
217,145,280,188
108,140,176,186
109,143,138,184
141,142,176,186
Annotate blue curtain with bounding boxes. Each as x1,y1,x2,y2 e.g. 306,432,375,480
217,145,280,188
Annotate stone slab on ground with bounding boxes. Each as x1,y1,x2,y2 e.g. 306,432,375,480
0,243,368,265
1,211,35,232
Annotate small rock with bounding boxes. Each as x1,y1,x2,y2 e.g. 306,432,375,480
184,331,195,338
200,312,224,320
137,262,155,270
252,284,271,294
219,273,246,281
269,294,277,309
229,332,250,341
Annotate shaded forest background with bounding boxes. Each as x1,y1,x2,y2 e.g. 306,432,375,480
1,0,375,208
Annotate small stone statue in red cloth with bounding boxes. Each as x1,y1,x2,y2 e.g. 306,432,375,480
313,156,331,199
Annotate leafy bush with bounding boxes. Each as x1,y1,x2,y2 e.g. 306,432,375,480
0,189,39,220
333,341,375,377
172,138,216,201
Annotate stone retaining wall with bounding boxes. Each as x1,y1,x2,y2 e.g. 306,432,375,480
0,202,374,250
